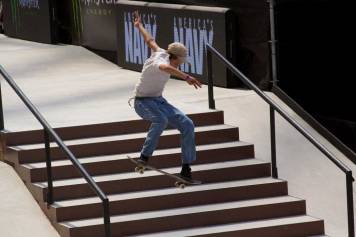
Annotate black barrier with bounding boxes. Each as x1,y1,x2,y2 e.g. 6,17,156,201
0,1,4,33
116,1,237,87
53,0,76,44
77,0,120,63
2,0,55,44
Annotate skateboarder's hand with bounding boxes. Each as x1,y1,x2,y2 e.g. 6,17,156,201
186,76,202,89
133,10,141,28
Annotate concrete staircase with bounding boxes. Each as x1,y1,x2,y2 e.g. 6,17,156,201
1,110,326,237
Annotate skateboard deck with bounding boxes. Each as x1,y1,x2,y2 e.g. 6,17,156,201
127,155,202,189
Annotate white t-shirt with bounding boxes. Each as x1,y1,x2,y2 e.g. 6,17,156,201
133,47,170,97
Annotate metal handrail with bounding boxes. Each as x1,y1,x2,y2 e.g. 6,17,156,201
206,43,355,237
0,65,111,237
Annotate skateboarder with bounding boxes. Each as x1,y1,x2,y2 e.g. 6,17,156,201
129,10,202,181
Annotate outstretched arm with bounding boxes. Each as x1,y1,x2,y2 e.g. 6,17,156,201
159,64,202,89
133,10,159,52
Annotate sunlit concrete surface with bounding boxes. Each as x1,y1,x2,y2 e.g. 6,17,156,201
0,161,60,237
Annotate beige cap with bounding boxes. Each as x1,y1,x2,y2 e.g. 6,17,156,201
167,42,188,62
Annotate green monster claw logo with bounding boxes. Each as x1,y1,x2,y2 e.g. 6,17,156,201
10,0,20,32
72,0,83,41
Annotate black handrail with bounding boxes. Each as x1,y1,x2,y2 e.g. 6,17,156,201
206,43,355,237
0,65,111,237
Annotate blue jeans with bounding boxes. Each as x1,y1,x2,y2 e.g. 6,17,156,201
134,96,196,164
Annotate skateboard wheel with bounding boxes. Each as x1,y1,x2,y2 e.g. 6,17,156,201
179,184,185,189
175,182,180,187
135,167,140,173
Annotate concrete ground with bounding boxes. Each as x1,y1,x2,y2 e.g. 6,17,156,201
0,162,60,237
1,34,355,236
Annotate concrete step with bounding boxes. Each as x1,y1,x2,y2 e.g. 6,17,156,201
127,215,324,237
20,141,254,182
1,110,224,146
56,196,309,237
31,159,271,202
6,124,239,164
48,177,287,222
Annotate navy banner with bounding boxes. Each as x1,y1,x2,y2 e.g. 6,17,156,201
116,1,237,87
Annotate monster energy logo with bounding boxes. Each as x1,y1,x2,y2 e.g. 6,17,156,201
72,0,83,41
81,0,120,6
9,0,40,32
10,0,20,32
19,0,40,9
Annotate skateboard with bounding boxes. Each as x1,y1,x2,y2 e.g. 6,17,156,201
127,155,202,189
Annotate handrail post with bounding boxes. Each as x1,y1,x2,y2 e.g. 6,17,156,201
0,81,4,130
103,199,111,237
268,0,278,87
44,130,54,205
346,171,355,237
270,106,278,178
207,48,215,109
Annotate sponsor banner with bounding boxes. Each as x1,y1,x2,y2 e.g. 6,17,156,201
67,0,83,45
3,0,54,43
78,0,119,52
116,1,237,87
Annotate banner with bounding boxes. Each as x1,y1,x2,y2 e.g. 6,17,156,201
3,0,54,44
116,1,237,87
77,0,119,62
